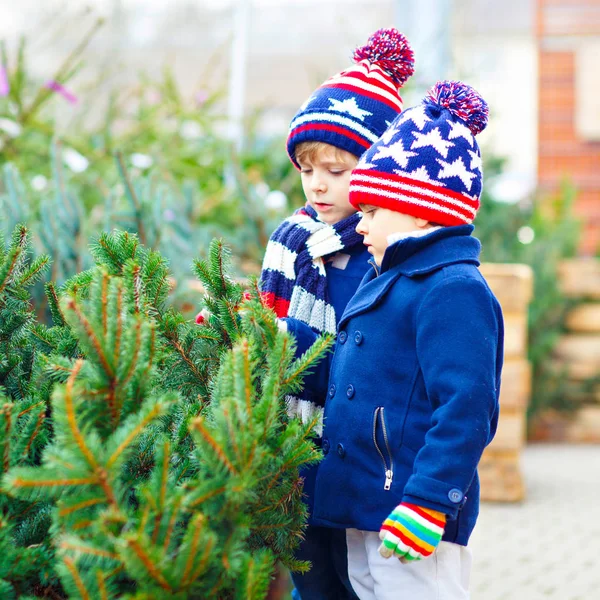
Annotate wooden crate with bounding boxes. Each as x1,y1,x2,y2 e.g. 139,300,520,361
498,358,532,410
503,313,530,358
487,410,527,452
479,450,524,502
480,263,534,312
553,334,600,363
558,259,600,299
531,406,600,443
565,303,600,333
478,264,533,502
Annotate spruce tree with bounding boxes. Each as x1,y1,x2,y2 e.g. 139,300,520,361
1,225,330,598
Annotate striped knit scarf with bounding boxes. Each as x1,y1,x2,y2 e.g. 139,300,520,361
261,204,363,434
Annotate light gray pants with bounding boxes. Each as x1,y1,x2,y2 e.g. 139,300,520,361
346,529,471,600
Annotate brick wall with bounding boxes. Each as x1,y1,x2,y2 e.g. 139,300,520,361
537,0,600,255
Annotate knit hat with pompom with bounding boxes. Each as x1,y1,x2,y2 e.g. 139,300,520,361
349,80,489,225
287,28,415,168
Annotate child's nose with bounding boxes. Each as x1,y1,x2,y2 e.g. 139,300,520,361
355,216,367,235
310,173,326,193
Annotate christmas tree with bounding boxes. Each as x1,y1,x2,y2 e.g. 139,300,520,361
1,225,330,598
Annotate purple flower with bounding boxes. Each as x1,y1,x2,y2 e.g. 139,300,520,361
195,89,209,107
0,66,9,97
45,80,78,104
163,208,176,222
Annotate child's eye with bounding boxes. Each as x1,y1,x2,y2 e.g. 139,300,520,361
300,168,313,175
329,169,345,176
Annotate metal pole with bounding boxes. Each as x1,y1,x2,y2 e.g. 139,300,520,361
227,0,250,154
395,0,452,96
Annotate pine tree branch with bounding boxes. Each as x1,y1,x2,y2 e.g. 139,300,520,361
96,571,109,600
260,414,321,493
101,271,109,336
45,282,67,327
58,497,105,517
139,326,156,384
118,319,143,394
0,246,22,296
221,407,243,465
148,443,170,544
190,417,237,475
60,541,120,561
125,538,172,592
180,514,206,587
132,264,142,314
159,441,169,510
29,327,59,351
64,361,119,508
242,340,252,418
22,410,44,459
188,485,227,509
2,405,12,474
64,360,99,471
10,476,97,488
96,236,123,274
63,556,92,600
17,255,50,288
106,403,163,469
187,538,215,588
16,400,44,418
138,504,151,535
161,495,183,552
65,300,114,379
283,335,333,387
162,333,204,383
112,285,123,369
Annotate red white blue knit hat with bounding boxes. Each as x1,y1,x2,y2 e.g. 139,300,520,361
287,28,415,169
349,80,489,226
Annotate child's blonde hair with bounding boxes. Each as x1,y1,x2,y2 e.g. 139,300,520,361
294,141,359,167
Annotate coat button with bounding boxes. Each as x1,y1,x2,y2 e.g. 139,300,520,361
346,384,355,399
354,331,363,345
337,443,346,458
338,331,347,344
448,488,463,504
329,384,336,398
322,439,330,454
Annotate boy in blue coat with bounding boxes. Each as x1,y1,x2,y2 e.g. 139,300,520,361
281,81,504,599
260,29,415,600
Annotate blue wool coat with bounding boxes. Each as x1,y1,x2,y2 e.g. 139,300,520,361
287,243,371,520
285,225,504,546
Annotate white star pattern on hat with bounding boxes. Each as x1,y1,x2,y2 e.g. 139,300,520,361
467,149,482,171
395,165,436,184
372,138,418,169
328,97,373,121
411,127,454,158
436,156,478,190
358,159,378,169
397,106,431,131
381,125,401,144
448,120,474,147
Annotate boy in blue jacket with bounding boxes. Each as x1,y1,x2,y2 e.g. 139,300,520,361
260,29,415,600
281,81,504,599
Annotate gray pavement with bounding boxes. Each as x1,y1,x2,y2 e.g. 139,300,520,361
469,444,600,600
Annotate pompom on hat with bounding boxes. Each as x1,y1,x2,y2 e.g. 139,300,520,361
287,28,415,168
349,80,489,226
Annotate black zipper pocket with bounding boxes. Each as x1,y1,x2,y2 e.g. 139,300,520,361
373,407,394,490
